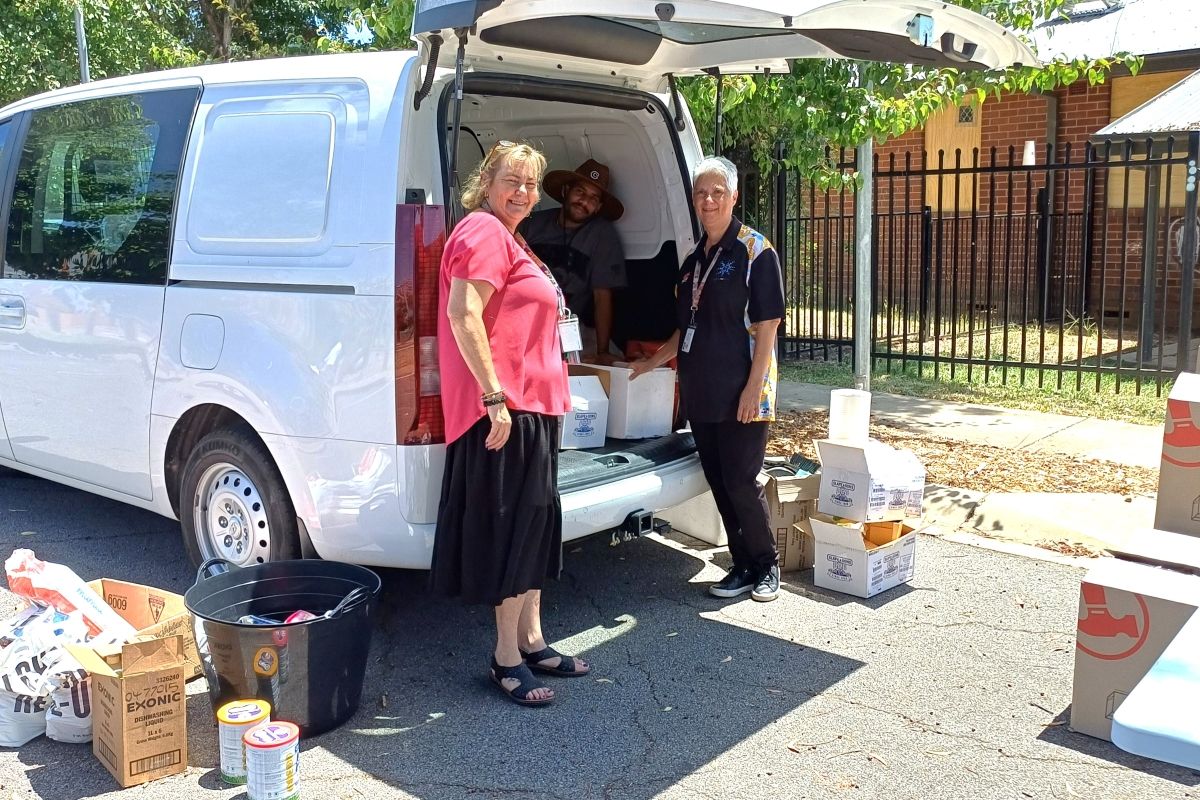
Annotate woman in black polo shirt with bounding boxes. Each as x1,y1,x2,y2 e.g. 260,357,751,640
631,156,785,602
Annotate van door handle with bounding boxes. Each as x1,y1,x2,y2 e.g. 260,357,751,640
0,297,26,329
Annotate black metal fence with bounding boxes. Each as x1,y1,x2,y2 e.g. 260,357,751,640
737,132,1200,394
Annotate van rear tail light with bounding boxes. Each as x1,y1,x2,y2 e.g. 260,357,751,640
419,336,440,396
396,204,446,445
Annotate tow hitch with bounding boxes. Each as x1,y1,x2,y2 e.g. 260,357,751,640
611,510,670,546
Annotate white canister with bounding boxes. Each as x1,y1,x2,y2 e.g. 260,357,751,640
827,388,872,445
244,720,300,800
218,699,272,785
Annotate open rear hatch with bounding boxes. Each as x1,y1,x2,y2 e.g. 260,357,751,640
413,0,1038,91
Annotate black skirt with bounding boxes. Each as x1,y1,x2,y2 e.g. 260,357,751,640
430,412,563,606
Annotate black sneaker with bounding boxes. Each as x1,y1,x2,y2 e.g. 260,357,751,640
751,565,780,603
709,566,756,598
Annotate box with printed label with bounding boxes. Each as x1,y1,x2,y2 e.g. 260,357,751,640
560,375,608,449
570,362,674,439
1155,372,1200,537
815,439,924,523
66,637,189,788
86,578,201,680
810,514,917,598
1070,528,1200,741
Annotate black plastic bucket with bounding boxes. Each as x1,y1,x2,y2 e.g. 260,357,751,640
184,558,382,737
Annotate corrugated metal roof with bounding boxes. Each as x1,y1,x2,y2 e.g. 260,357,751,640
1097,68,1200,135
1034,0,1200,61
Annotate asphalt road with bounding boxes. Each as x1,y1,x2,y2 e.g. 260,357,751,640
0,470,1197,800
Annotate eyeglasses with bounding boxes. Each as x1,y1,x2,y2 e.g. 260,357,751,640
487,139,517,157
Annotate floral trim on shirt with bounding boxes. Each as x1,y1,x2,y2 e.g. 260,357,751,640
738,224,778,422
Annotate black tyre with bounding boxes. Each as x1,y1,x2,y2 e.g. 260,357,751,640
179,427,299,568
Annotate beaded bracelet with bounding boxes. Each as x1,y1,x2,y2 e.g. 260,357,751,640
482,390,506,407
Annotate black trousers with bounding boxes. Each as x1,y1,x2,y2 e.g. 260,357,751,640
690,420,777,573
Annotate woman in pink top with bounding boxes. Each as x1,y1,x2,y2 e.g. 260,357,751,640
431,141,588,707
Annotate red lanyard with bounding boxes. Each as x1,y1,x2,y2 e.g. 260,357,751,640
690,246,723,314
514,231,568,319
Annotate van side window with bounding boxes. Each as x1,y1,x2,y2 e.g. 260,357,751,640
3,88,198,283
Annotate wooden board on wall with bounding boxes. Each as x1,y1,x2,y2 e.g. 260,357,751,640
1107,70,1194,210
925,102,981,213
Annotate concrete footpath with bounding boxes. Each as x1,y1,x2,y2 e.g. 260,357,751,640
777,382,1165,558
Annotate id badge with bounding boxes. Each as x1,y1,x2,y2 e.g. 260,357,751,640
558,314,583,354
681,325,696,354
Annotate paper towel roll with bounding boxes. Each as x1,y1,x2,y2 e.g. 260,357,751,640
828,389,871,444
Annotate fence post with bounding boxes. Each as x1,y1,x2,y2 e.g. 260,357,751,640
774,140,788,353
920,206,932,341
1178,131,1200,373
1141,165,1161,364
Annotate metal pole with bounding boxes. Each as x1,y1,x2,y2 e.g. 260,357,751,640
1141,165,1161,363
855,113,874,391
73,3,90,83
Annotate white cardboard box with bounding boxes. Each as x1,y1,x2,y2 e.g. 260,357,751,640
571,363,674,439
560,376,608,449
815,439,924,523
810,514,917,598
1155,372,1200,537
1070,528,1200,741
661,490,727,547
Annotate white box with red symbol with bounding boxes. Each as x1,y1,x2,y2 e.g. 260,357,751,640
1071,529,1200,741
1156,372,1200,537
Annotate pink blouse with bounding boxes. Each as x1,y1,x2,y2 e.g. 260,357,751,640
437,211,571,444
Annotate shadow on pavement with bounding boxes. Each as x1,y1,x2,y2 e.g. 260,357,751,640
1038,707,1200,786
3,475,863,800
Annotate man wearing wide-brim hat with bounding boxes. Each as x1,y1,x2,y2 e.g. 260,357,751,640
520,158,626,363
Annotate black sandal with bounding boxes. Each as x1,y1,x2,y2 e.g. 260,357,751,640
490,659,554,706
520,646,590,678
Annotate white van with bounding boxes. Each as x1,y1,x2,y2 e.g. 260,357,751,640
0,1,1032,569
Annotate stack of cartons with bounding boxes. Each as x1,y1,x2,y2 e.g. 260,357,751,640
810,439,925,598
1069,373,1200,745
569,362,674,439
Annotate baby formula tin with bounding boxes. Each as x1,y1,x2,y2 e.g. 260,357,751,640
217,699,272,785
244,720,301,800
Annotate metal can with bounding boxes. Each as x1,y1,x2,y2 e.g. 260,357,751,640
244,720,301,800
217,699,272,785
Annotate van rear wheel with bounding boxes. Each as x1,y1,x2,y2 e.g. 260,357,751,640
179,428,300,568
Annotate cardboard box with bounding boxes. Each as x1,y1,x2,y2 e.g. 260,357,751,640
810,514,917,598
1155,372,1200,537
660,490,727,547
87,579,201,680
571,362,674,439
1070,528,1200,741
763,464,820,564
783,519,815,573
815,439,924,523
66,637,189,787
561,375,608,449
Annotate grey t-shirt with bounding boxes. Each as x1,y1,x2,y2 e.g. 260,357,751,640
520,208,626,328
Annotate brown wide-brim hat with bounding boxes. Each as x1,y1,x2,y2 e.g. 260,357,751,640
542,158,624,221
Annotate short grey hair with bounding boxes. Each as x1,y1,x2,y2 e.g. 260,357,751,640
692,156,738,193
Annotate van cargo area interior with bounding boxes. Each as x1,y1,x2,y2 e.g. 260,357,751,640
443,84,699,490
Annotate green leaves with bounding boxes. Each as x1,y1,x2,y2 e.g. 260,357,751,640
683,0,1139,181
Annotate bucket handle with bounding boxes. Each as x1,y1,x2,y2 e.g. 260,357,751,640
196,558,235,583
326,586,371,619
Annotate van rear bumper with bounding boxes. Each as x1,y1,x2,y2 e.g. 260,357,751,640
272,435,708,570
